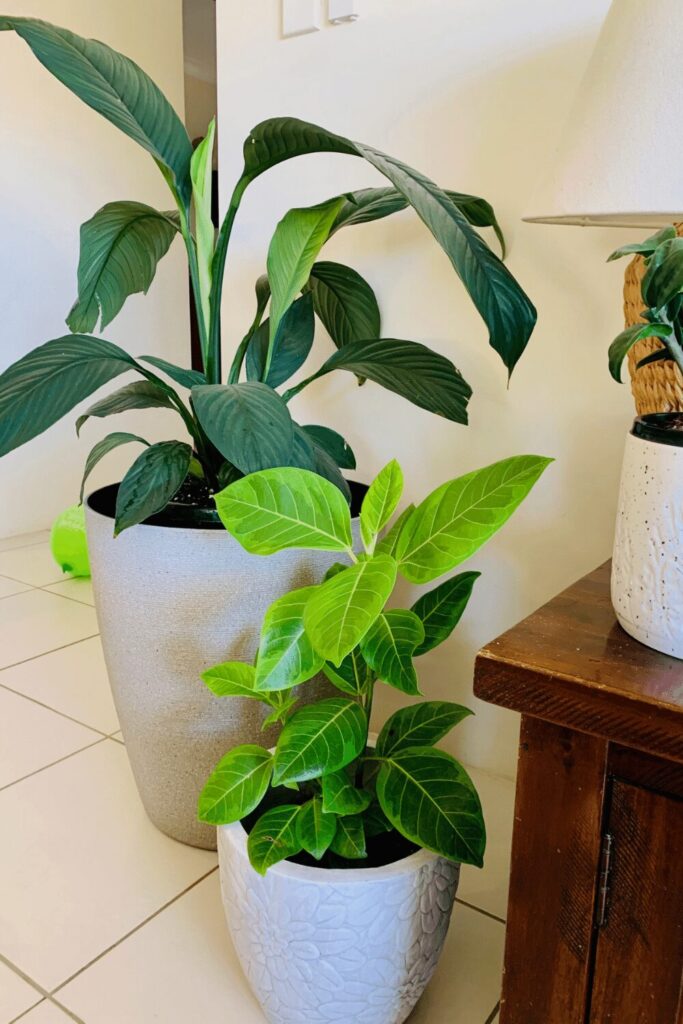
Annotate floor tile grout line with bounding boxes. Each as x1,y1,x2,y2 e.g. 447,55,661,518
0,949,51,1002
38,584,95,609
0,633,101,673
48,995,87,1024
0,680,113,739
0,584,36,602
483,1000,501,1023
50,865,220,996
0,569,67,589
8,1002,45,1024
455,897,506,926
0,737,107,793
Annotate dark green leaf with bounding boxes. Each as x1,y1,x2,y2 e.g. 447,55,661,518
141,356,206,389
192,382,294,474
329,814,366,859
376,701,473,757
80,431,148,502
636,348,670,370
1,18,192,203
0,334,138,457
308,261,381,348
295,798,337,860
322,770,372,815
642,237,683,308
363,801,393,838
248,804,302,875
607,226,677,262
608,323,672,382
114,440,191,534
292,426,351,502
322,648,369,696
246,293,315,388
360,609,424,695
302,425,356,469
411,571,480,654
377,747,485,866
272,697,367,785
198,744,272,825
66,202,179,333
75,379,175,435
255,585,324,692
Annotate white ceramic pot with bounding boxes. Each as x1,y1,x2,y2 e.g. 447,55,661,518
86,484,361,850
612,415,683,658
218,821,460,1024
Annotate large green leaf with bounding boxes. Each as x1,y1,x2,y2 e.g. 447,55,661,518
292,426,351,502
411,571,480,655
607,226,676,262
642,237,683,308
75,379,176,435
255,586,324,692
608,323,673,382
201,661,262,700
198,744,272,825
376,701,473,757
308,261,381,348
295,798,337,860
360,460,404,550
287,338,472,424
114,440,191,534
375,504,415,557
246,293,315,388
140,356,206,390
239,118,535,373
329,814,367,859
377,747,485,866
272,697,367,785
247,804,302,875
191,382,294,475
302,425,356,470
360,609,424,695
66,202,180,333
0,17,193,203
214,467,353,555
304,556,398,666
80,431,148,502
322,769,372,815
0,335,139,457
397,455,552,584
190,118,216,335
267,197,345,345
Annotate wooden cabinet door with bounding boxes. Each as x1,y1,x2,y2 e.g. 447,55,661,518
589,781,683,1023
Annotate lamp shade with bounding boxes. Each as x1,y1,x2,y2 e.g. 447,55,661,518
524,0,683,227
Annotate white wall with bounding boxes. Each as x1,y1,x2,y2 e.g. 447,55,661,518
0,0,190,537
217,0,637,777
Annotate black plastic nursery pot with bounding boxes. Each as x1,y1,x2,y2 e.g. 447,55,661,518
631,412,683,448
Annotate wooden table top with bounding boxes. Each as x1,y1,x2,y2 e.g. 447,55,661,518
474,561,683,762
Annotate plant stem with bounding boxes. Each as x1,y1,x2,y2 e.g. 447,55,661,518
208,177,250,385
177,203,209,372
667,333,683,377
228,308,264,384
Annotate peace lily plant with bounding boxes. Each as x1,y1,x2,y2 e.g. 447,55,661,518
198,454,551,872
0,17,537,533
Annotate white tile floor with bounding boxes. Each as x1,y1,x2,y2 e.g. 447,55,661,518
0,535,512,1024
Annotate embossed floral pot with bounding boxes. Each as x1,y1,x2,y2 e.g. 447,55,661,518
218,820,460,1024
612,414,683,658
86,483,364,851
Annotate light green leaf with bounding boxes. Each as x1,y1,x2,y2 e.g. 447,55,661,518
304,555,398,666
376,701,473,757
1,18,193,203
140,356,206,389
360,459,404,551
608,323,672,382
246,293,315,388
360,609,424,695
272,697,367,785
397,455,552,584
322,648,369,696
214,467,353,555
0,335,140,457
322,770,372,815
302,425,356,470
248,804,302,875
267,197,345,347
66,202,180,333
191,382,294,475
262,693,299,729
375,503,415,556
190,118,216,337
197,744,272,825
329,814,367,859
201,661,261,699
607,226,677,262
295,798,337,860
255,586,324,692
114,440,191,534
377,747,485,866
75,379,176,435
80,431,148,503
411,571,480,655
308,261,381,348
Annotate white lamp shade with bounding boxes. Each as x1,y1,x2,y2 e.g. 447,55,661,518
525,0,683,227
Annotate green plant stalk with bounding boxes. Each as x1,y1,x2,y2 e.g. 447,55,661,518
668,326,683,376
282,370,320,404
356,677,375,789
209,177,251,385
228,308,265,385
177,203,210,374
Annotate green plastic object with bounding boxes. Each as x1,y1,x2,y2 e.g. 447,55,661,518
50,504,91,578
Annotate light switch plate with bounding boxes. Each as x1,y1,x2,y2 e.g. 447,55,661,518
282,0,321,37
328,0,359,23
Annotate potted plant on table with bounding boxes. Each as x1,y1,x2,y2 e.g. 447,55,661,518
198,454,551,1024
608,227,683,659
0,16,537,848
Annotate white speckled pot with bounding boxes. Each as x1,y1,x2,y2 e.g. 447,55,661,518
612,415,683,658
218,821,460,1024
85,484,360,850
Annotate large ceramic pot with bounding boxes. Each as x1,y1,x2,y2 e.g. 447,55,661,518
218,821,459,1024
612,413,683,658
86,483,363,850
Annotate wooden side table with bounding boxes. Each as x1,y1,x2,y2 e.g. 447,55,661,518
474,562,683,1024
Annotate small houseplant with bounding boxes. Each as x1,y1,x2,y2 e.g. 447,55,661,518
198,455,551,1024
608,226,683,659
0,16,537,848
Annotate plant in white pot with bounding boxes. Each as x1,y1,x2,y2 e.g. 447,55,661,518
198,455,551,1024
0,17,537,848
608,227,683,658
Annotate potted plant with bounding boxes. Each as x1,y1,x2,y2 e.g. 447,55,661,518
198,454,551,1024
608,226,683,658
0,16,537,848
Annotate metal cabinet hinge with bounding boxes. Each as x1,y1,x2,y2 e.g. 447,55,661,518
596,832,614,929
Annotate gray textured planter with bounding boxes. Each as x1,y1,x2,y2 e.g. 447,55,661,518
86,484,359,850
